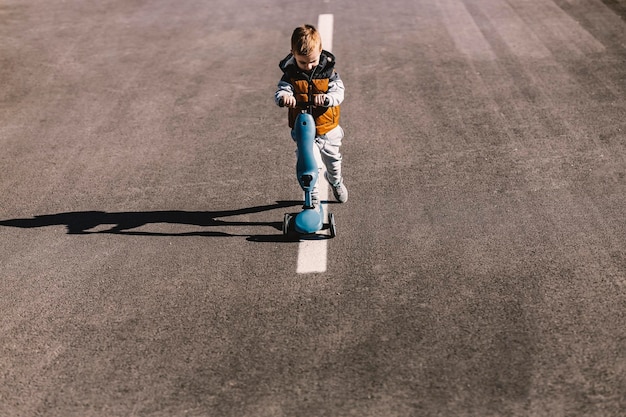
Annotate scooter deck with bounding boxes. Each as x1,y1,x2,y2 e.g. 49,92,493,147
283,211,336,239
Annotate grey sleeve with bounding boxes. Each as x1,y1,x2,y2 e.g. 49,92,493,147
274,77,294,106
325,71,345,107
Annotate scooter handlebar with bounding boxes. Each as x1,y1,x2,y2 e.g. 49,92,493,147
278,97,330,109
278,97,312,108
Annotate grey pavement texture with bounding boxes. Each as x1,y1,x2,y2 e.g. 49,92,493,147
1,0,626,416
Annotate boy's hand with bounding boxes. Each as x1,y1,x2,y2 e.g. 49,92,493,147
313,94,329,107
281,96,297,108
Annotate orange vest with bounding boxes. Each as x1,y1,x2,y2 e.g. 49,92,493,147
288,78,340,136
280,50,341,136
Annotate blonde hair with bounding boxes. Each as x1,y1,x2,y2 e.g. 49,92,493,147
291,24,322,55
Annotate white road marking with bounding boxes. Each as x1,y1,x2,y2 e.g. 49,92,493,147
318,14,334,52
296,14,334,274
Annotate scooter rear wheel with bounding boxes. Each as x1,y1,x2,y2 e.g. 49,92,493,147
282,213,292,235
328,212,336,238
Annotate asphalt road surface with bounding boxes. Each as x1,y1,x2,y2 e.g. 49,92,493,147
2,0,626,416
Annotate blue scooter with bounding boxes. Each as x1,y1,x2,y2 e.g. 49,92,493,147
279,99,336,238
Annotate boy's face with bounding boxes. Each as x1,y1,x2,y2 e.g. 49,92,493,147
293,49,321,73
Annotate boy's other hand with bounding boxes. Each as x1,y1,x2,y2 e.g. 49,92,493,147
313,94,328,107
281,96,297,108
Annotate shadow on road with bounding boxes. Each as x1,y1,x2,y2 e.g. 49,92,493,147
0,201,302,242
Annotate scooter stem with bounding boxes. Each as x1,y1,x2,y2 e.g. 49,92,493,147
291,111,324,234
292,112,318,198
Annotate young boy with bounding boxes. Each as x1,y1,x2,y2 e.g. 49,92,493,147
275,24,348,204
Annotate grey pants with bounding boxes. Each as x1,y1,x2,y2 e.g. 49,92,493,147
314,125,344,186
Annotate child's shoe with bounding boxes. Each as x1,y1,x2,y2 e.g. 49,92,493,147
330,180,348,203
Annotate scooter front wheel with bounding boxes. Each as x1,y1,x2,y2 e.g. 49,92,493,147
328,212,336,238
